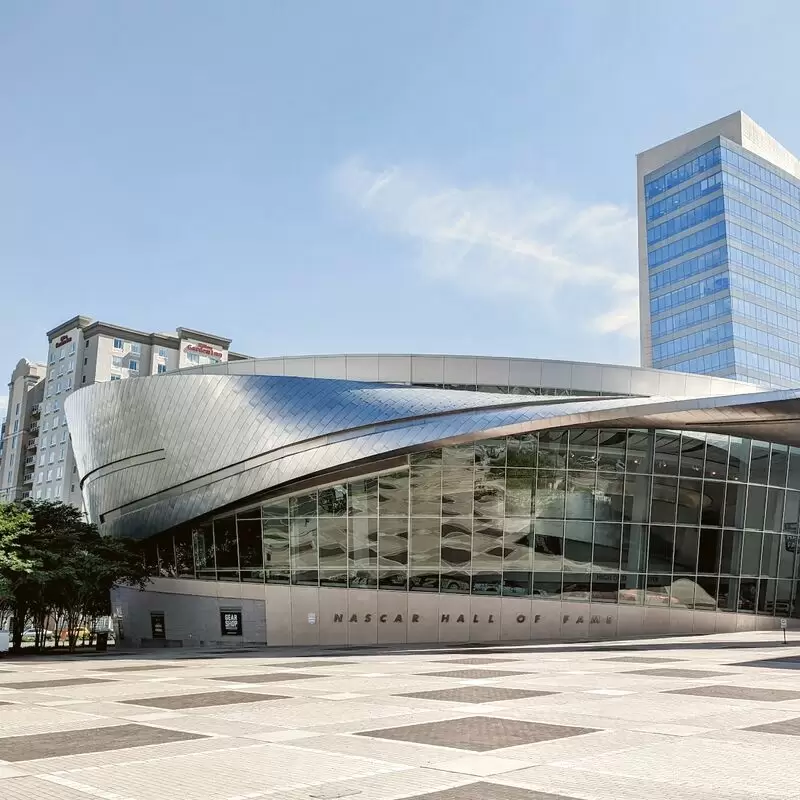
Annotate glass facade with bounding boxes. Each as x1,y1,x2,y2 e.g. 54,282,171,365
143,428,800,618
645,138,800,387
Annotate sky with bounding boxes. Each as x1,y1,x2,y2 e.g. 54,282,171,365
2,0,800,417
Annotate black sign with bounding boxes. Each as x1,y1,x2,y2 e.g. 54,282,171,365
220,611,242,636
150,613,165,639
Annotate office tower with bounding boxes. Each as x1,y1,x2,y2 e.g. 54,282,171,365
638,111,800,386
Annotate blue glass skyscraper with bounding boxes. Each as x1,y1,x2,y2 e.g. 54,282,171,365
638,111,800,387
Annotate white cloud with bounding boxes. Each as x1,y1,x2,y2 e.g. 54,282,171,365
0,395,7,420
332,158,639,339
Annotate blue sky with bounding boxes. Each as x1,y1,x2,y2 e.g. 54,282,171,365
2,1,799,414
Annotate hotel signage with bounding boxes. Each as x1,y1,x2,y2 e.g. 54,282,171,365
54,334,72,348
185,342,223,359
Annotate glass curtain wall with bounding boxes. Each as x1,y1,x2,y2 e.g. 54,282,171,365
149,428,800,618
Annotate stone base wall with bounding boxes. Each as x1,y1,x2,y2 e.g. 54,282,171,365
111,577,794,649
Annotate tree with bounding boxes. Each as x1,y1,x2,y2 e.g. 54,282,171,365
0,500,150,653
0,503,36,636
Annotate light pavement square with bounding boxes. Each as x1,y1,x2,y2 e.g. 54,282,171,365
1,630,800,800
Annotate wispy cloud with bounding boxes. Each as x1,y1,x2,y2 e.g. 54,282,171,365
332,158,639,339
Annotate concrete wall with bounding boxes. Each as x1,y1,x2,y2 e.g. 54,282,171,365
113,578,793,649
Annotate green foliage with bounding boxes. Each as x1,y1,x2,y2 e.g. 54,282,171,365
0,500,149,652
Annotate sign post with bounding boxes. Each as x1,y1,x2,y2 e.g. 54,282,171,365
780,617,788,645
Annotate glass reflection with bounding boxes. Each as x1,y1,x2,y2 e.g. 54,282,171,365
150,429,800,619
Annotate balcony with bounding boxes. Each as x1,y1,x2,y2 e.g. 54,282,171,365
22,472,33,485
26,437,38,451
30,403,41,417
24,457,35,467
29,422,39,435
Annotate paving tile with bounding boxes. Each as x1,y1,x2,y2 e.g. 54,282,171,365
583,689,634,696
0,723,206,762
600,656,684,664
433,755,530,776
0,678,115,690
665,685,800,702
744,717,800,735
624,668,732,678
357,716,600,752
209,672,327,683
434,658,523,666
401,782,584,799
420,669,526,680
399,687,558,704
120,690,289,709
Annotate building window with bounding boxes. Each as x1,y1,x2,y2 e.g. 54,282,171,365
55,381,61,394
112,356,123,368
35,489,42,500
49,452,55,465
129,360,139,372
12,420,18,434
49,351,55,364
113,338,123,350
157,364,167,374
82,376,86,384
69,342,76,355
110,375,121,381
45,487,51,499
84,357,88,365
46,469,53,482
65,378,72,390
68,359,74,372
6,470,11,484
61,430,67,443
56,466,63,480
59,446,65,461
38,454,45,467
37,472,43,484
187,352,200,364
52,400,59,412
14,402,19,416
131,343,141,356
54,484,62,498
158,347,167,358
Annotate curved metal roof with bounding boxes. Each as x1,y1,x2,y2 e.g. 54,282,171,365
65,372,799,540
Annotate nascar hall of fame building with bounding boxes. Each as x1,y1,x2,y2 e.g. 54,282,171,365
64,354,800,648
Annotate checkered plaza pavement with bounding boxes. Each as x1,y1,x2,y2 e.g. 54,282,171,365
2,631,800,799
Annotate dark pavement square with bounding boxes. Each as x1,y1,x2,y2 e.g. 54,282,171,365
209,672,327,683
434,657,523,666
624,668,731,678
399,686,558,704
357,716,599,751
95,664,187,673
666,685,800,702
421,669,524,679
733,655,800,670
0,678,115,689
0,723,206,762
744,716,800,735
121,690,289,709
600,656,684,664
405,783,584,800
